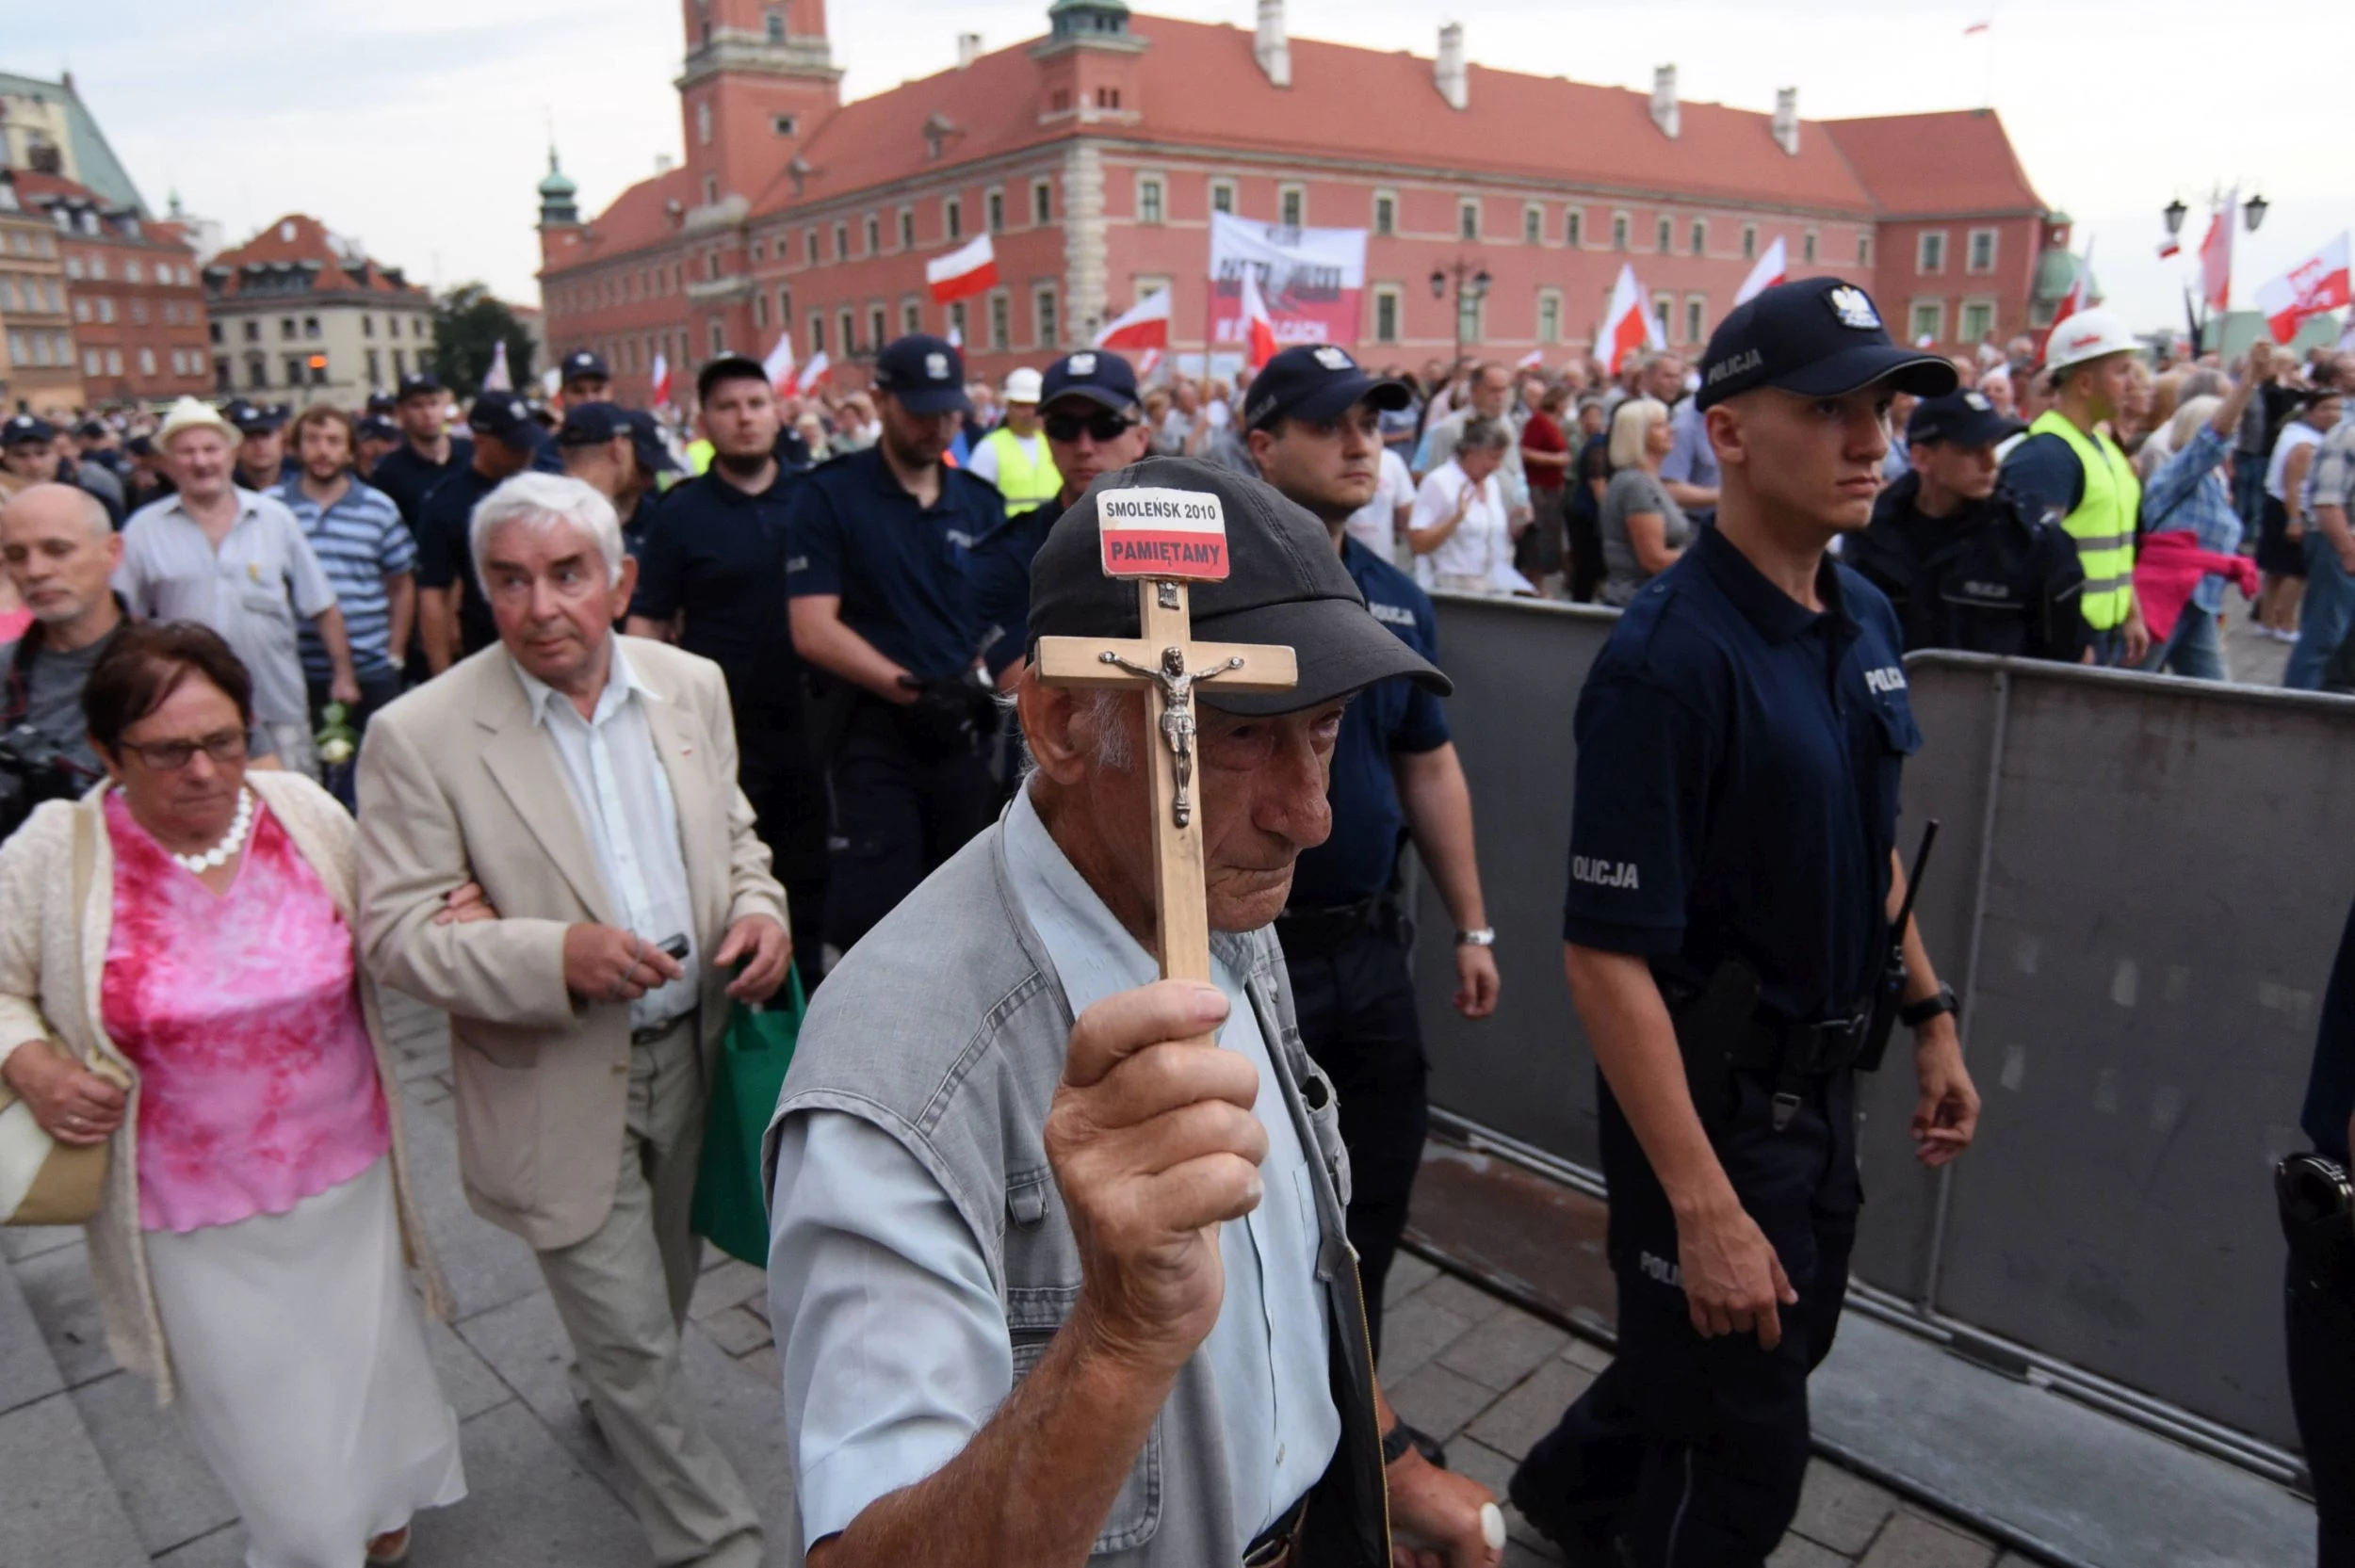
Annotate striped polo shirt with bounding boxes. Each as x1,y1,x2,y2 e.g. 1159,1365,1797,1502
276,476,416,679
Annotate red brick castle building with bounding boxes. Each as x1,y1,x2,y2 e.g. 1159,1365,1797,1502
538,0,2068,403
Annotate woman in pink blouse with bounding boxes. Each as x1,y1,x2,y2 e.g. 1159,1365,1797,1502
0,624,476,1566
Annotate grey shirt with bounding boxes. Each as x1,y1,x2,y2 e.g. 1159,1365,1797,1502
1599,466,1693,607
1,630,108,782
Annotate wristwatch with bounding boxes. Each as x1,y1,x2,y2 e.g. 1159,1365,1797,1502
1455,927,1496,947
1899,982,1960,1029
1381,1422,1417,1467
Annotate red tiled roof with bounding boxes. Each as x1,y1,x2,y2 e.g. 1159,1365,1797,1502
571,165,698,260
7,169,196,251
207,213,427,298
1821,110,2045,217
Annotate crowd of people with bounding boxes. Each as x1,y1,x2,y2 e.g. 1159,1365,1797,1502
0,283,2348,1568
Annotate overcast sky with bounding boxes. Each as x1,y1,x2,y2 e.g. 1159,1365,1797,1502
12,0,2348,335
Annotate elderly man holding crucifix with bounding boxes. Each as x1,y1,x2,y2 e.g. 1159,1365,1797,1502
766,456,1502,1567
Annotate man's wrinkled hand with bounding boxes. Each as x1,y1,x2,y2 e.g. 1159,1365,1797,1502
1389,1453,1504,1568
1676,1198,1797,1348
561,924,684,1005
1911,1022,1981,1167
716,914,792,1002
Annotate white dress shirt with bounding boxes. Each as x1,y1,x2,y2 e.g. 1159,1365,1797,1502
509,643,699,1029
1410,458,1511,584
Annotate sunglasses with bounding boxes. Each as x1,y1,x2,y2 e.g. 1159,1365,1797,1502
1044,410,1139,444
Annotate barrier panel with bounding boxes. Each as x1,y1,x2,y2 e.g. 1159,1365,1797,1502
1410,591,2355,1452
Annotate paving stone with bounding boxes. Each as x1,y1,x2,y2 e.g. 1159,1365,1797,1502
1792,1457,1905,1556
680,1323,797,1543
408,1399,642,1567
1375,1286,1474,1382
0,1224,84,1264
688,1256,768,1320
698,1303,773,1358
1856,1511,1997,1568
1384,1251,1439,1308
1463,1357,1594,1459
1768,1533,1852,1568
1410,1269,1513,1328
454,1289,624,1495
0,1389,149,1567
420,1314,514,1421
1437,1304,1570,1392
71,1367,235,1555
736,1343,782,1391
151,1523,245,1567
1385,1359,1493,1445
398,1095,547,1323
0,1247,65,1416
13,1237,118,1387
1561,1334,1614,1373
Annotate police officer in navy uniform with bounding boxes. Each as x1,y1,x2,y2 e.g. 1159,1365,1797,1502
1845,390,2086,660
559,348,612,408
1240,345,1501,1366
970,348,1155,689
1509,280,1983,1568
413,391,544,673
629,352,827,988
368,372,472,537
785,334,1004,956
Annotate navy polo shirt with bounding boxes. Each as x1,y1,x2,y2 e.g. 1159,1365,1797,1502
629,466,804,729
413,463,504,659
368,436,474,528
971,497,1064,680
783,446,1000,678
1563,523,1922,1024
1288,539,1451,907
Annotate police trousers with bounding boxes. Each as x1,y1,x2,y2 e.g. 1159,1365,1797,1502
2286,1241,2355,1566
822,699,997,958
1275,910,1428,1359
1518,1068,1860,1568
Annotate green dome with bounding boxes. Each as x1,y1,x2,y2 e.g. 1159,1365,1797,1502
537,149,577,200
2033,247,2095,304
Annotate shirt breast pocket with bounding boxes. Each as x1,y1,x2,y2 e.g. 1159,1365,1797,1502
237,579,294,626
1009,1330,1163,1552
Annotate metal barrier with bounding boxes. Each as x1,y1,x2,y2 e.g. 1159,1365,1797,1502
1408,591,2355,1456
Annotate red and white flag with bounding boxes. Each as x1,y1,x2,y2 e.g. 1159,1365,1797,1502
946,321,964,349
2046,236,2098,338
1095,288,1172,352
1136,347,1165,380
1963,19,1990,35
2157,236,2181,260
649,351,673,409
799,349,831,389
926,234,998,305
2199,195,2234,314
1733,235,1788,306
2257,233,2352,345
1239,267,1278,370
1515,348,1546,370
482,340,512,394
762,328,798,396
1599,265,1664,375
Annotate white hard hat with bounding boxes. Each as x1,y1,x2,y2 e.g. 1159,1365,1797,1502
1003,367,1044,403
2041,308,2138,375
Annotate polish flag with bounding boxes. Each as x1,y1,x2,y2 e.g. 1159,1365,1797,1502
2256,233,2352,345
1733,235,1788,306
947,321,964,349
482,340,513,393
926,234,999,305
1095,288,1172,352
1515,348,1546,370
2157,236,2181,260
2198,195,2234,314
1598,265,1664,375
762,328,798,396
2048,237,2097,333
1136,347,1164,380
649,351,672,409
1240,267,1278,370
799,349,831,389
1963,19,1990,35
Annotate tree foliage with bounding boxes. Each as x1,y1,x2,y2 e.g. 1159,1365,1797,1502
431,283,536,397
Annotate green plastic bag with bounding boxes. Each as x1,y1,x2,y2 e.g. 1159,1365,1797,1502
691,973,806,1267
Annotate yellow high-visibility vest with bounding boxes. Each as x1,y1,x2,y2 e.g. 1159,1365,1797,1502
2028,410,2139,631
977,426,1063,515
686,438,714,477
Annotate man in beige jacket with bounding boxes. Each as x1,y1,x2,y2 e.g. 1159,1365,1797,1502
357,472,790,1568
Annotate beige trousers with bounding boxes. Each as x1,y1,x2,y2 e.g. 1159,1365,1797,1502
535,1014,763,1568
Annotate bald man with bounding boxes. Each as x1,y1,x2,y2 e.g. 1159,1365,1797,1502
0,484,128,834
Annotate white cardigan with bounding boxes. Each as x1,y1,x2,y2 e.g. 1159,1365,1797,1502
0,770,448,1406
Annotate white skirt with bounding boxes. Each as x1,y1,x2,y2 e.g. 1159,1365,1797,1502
144,1156,467,1568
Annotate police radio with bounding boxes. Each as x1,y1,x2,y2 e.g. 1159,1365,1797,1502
1858,819,1940,1074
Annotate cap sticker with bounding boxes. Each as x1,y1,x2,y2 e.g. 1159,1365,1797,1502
925,351,950,381
1066,351,1098,376
1964,392,1991,411
1097,487,1230,581
1827,285,1882,331
1312,347,1354,371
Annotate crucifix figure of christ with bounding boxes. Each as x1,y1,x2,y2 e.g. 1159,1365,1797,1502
1036,574,1296,986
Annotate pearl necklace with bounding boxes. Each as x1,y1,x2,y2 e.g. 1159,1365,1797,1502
168,788,254,874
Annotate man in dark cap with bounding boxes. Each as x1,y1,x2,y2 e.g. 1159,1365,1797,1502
1511,279,1982,1567
368,372,472,539
769,455,1505,1568
784,333,1007,956
629,353,825,986
354,415,402,480
1845,389,2086,660
2,414,124,525
414,391,543,671
225,398,294,493
559,348,613,408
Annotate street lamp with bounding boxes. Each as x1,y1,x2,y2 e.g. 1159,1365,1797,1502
2243,192,2269,234
1431,257,1491,367
2162,198,2187,238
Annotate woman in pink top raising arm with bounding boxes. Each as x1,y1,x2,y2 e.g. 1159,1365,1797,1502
0,623,489,1567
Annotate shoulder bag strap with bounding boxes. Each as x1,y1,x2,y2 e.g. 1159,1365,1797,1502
68,804,125,1090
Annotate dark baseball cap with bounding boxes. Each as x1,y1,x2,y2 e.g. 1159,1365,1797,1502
1027,455,1451,716
73,418,109,441
1695,278,1958,412
1,413,56,445
1243,344,1413,431
560,349,610,384
558,401,627,446
467,392,537,446
695,351,770,405
365,392,398,416
221,398,283,436
872,334,969,415
1906,390,2022,449
622,408,681,475
1039,348,1141,414
396,371,445,400
355,416,399,443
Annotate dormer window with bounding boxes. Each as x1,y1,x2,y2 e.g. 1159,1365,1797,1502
279,220,296,242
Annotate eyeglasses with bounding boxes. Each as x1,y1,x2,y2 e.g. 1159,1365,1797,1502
117,728,248,771
1044,410,1139,444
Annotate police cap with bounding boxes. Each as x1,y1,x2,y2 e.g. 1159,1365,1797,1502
467,392,538,446
1695,279,1957,412
872,334,970,416
557,401,627,446
1905,390,2022,449
1,413,56,446
396,371,445,401
1242,344,1413,432
1038,348,1141,415
561,349,611,384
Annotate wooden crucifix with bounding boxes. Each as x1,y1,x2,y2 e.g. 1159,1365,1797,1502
1034,487,1297,985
